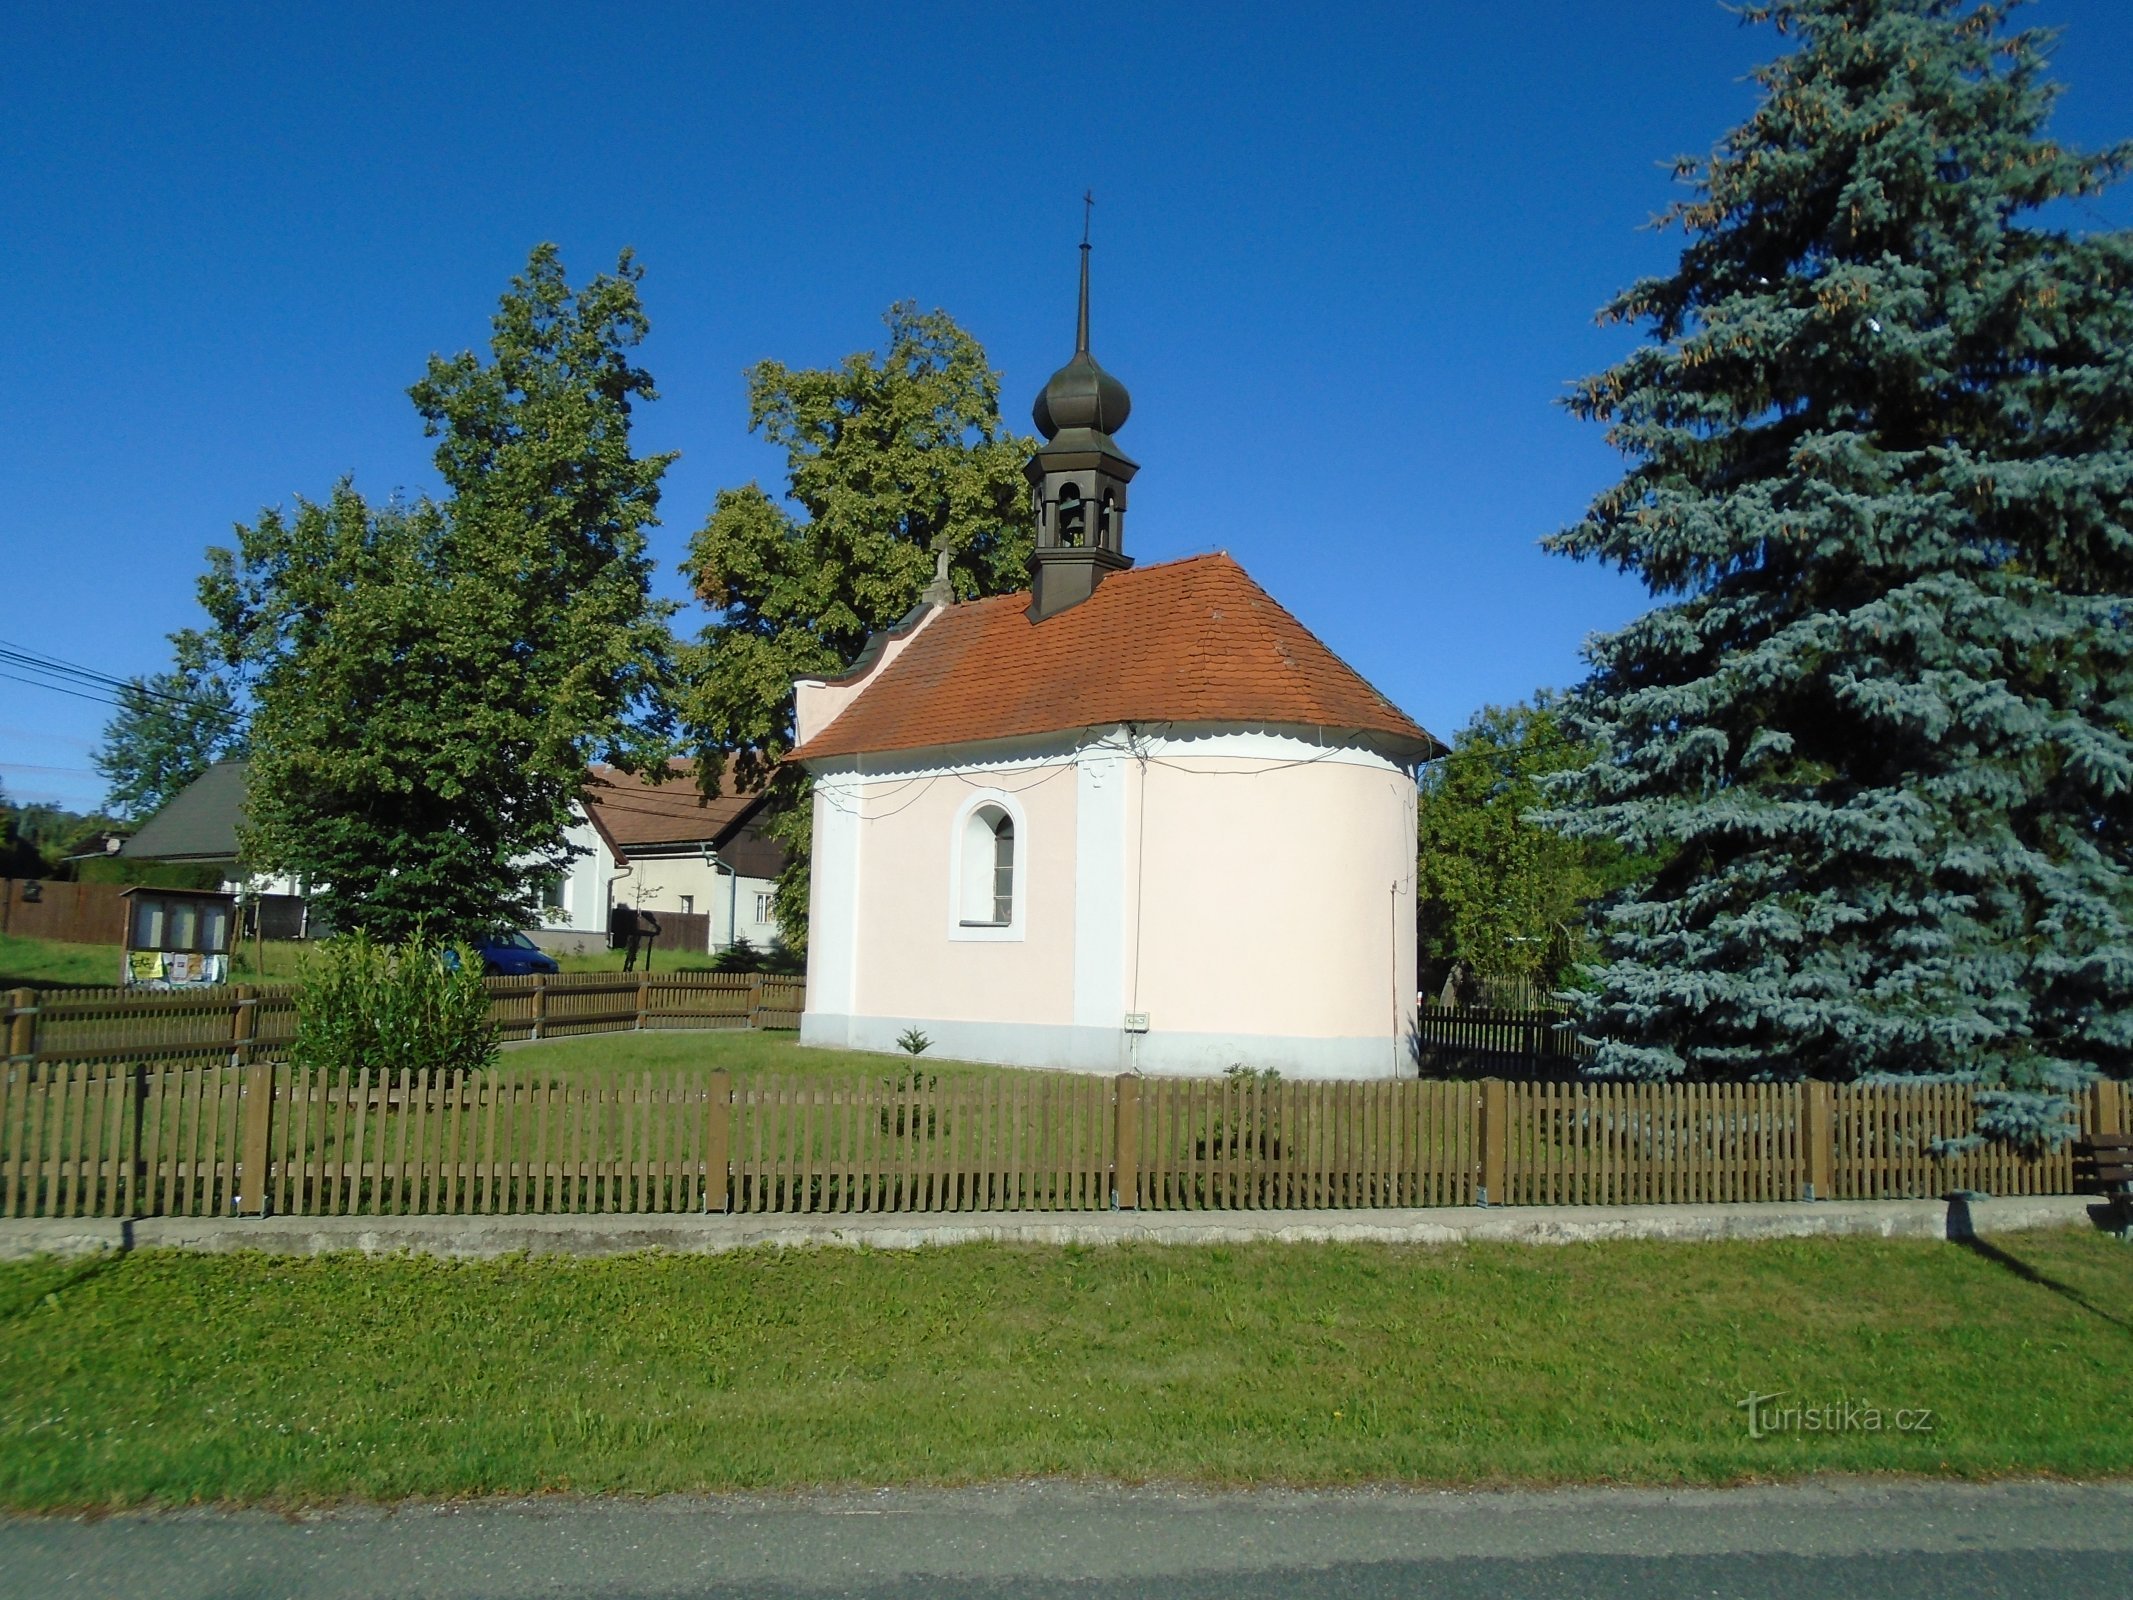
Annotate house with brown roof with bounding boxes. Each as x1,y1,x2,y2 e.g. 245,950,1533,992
537,761,789,957
788,248,1442,1076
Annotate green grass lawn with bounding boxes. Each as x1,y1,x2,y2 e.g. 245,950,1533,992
0,932,125,989
0,932,789,987
510,1027,1008,1085
1,933,310,990
1,1230,2128,1509
551,946,800,976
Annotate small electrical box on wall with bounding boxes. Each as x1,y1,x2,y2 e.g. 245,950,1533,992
1123,1012,1150,1033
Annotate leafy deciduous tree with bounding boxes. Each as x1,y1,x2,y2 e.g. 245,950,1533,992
93,630,248,820
1415,699,1637,1002
680,304,1037,947
204,245,677,939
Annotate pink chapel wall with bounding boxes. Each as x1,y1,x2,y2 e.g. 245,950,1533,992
847,760,1080,1027
822,738,1416,1062
1130,753,1418,1045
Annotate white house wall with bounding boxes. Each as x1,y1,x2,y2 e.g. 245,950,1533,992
532,816,787,959
530,815,618,955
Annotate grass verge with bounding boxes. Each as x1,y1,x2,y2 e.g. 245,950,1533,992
550,947,797,976
2,1231,2128,1509
510,1027,1009,1084
1,933,309,989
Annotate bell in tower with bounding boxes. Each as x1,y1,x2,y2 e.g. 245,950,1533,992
1026,216,1138,621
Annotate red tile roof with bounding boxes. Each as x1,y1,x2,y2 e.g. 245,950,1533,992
581,760,765,855
790,552,1441,763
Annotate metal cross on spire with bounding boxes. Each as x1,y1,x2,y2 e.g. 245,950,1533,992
1081,189,1093,247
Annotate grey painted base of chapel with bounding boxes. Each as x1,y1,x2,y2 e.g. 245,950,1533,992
800,1011,1406,1078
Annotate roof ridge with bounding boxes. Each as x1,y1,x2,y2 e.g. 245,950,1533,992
971,548,1239,619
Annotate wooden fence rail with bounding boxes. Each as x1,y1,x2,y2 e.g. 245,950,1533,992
2,972,805,1070
1,1066,2122,1221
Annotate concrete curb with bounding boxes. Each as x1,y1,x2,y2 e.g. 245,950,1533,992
0,1193,2112,1261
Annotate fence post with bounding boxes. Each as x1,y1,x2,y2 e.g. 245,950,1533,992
239,1060,277,1216
705,1070,730,1212
1478,1078,1507,1206
530,973,548,1042
231,984,258,1066
745,975,765,1030
6,988,34,1068
1113,1075,1140,1209
1803,1080,1834,1201
127,1063,148,1220
636,972,651,1033
2092,1079,2127,1138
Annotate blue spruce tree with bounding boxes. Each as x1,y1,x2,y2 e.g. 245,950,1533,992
1544,0,2133,1144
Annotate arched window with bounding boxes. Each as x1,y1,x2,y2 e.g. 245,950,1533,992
948,791,1028,941
959,803,1014,926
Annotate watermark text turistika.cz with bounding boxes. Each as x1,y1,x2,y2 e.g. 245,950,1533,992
1736,1391,1937,1440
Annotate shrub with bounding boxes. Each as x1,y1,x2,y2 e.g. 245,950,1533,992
292,930,497,1079
710,935,806,976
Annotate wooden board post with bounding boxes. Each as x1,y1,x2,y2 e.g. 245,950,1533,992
1803,1080,1834,1201
7,988,35,1068
239,1061,277,1216
1113,1075,1140,1209
746,975,764,1030
704,1071,730,1212
636,974,651,1033
1478,1079,1507,1206
231,985,258,1066
2092,1079,2127,1138
531,974,548,1042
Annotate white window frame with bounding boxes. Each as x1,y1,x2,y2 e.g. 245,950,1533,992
947,788,1028,942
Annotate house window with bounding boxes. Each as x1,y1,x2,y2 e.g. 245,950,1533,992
755,891,775,922
537,873,567,912
678,895,694,915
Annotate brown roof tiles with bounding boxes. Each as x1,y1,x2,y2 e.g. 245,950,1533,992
789,552,1440,763
581,760,765,856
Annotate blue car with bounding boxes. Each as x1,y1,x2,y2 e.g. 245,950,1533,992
467,932,561,977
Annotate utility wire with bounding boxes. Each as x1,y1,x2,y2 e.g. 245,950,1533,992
0,640,240,718
0,669,139,711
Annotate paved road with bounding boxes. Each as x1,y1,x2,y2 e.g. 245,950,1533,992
6,1479,2131,1599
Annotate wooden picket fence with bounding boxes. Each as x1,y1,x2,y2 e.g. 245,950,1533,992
0,1065,2122,1221
1413,1006,1594,1080
1,972,805,1070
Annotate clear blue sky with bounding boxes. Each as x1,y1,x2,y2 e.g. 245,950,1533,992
4,0,2129,812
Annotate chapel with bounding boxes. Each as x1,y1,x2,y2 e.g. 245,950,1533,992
790,243,1442,1076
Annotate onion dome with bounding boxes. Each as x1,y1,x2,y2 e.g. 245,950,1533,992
1032,244,1131,439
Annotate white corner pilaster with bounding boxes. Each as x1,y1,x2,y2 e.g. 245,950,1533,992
804,769,862,1030
1072,732,1130,1044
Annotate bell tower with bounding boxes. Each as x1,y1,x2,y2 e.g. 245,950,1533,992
1026,212,1137,621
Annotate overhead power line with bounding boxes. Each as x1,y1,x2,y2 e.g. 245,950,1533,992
0,640,240,719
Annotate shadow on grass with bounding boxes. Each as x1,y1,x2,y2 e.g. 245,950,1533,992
1946,1197,2133,1338
0,1244,130,1326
